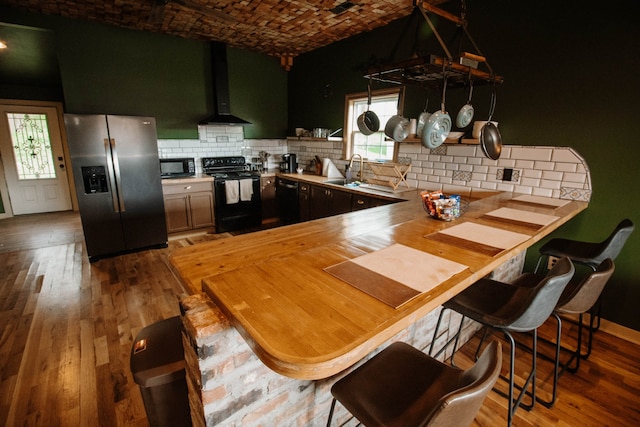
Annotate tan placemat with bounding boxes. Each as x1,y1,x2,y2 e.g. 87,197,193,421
425,222,530,256
511,195,571,208
480,207,559,230
324,244,468,308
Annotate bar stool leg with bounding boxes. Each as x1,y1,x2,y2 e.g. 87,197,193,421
326,398,337,427
536,313,562,408
429,307,447,357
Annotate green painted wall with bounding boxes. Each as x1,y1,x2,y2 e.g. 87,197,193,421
0,6,287,139
289,0,640,330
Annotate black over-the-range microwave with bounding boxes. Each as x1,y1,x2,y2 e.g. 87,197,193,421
159,157,196,178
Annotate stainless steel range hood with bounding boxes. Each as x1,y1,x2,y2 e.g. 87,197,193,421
199,42,251,126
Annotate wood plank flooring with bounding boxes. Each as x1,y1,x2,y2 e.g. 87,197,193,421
0,211,638,426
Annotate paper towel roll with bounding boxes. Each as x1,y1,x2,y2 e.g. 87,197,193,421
322,158,344,178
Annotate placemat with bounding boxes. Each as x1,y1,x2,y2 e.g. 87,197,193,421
425,222,530,256
324,244,467,308
480,207,559,230
511,195,571,208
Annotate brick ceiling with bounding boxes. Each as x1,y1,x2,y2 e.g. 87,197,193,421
0,0,451,58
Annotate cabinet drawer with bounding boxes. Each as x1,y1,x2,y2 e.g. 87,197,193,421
162,181,213,195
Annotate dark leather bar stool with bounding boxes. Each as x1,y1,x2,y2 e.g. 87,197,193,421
327,340,501,427
553,258,615,367
511,258,615,407
534,218,634,331
535,219,633,273
430,257,574,426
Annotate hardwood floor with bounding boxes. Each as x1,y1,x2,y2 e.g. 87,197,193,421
0,211,638,426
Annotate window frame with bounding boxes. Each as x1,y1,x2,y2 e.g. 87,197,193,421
342,87,404,161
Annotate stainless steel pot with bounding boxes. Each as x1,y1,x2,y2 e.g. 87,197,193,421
384,87,410,142
357,82,380,135
456,79,474,128
384,115,410,141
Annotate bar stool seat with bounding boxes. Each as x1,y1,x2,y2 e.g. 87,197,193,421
536,219,633,272
430,257,574,426
327,340,501,427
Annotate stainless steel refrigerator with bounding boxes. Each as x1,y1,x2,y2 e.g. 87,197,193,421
64,114,167,261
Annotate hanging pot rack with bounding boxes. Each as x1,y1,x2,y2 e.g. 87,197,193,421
364,1,503,89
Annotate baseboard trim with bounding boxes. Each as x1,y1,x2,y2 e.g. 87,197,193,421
598,319,640,345
561,313,640,345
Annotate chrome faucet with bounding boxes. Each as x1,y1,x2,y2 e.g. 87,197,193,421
348,154,364,182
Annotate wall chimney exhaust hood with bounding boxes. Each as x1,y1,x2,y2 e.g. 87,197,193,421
199,42,251,126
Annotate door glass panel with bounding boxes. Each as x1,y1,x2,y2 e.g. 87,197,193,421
6,113,57,180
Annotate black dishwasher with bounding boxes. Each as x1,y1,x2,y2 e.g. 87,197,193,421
276,177,300,224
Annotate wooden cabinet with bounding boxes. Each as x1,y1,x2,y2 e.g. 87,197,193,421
352,194,396,211
162,180,214,233
299,182,310,222
260,176,277,221
309,185,352,220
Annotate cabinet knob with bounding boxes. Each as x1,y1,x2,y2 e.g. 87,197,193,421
185,185,192,190
357,199,365,205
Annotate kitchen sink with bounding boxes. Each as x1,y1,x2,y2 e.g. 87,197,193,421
324,179,348,186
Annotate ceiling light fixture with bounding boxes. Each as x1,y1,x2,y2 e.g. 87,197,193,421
0,41,7,49
329,1,355,15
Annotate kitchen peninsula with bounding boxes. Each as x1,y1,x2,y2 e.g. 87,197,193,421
169,178,587,426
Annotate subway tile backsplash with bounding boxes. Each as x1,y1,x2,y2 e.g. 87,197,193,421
157,126,591,202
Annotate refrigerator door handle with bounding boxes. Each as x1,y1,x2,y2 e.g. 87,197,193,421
109,138,126,212
104,138,121,213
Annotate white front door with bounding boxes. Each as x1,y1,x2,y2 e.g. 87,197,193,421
0,104,72,215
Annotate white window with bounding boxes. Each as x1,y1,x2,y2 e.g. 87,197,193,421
343,87,402,162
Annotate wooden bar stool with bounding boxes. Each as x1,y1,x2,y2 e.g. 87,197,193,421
430,257,574,426
327,340,501,427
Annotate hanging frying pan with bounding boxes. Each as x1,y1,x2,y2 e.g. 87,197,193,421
416,90,430,136
357,80,380,135
480,87,502,160
456,78,474,128
422,75,451,149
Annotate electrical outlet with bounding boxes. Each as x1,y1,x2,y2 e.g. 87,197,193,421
496,168,521,182
547,256,560,270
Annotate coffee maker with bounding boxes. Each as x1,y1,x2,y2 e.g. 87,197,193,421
280,153,297,173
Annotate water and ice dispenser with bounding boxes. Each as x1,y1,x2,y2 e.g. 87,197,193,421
81,166,108,194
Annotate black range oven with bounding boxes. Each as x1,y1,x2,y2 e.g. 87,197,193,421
202,156,261,233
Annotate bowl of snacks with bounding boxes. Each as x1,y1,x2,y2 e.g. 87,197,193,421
420,191,464,221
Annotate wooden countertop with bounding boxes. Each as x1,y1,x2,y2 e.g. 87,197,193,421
169,190,587,380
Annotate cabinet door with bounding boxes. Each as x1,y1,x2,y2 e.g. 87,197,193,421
260,176,278,220
164,193,192,233
310,185,331,220
310,185,352,219
299,183,310,222
352,194,372,211
189,191,215,229
299,193,310,222
331,189,352,216
371,197,396,208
